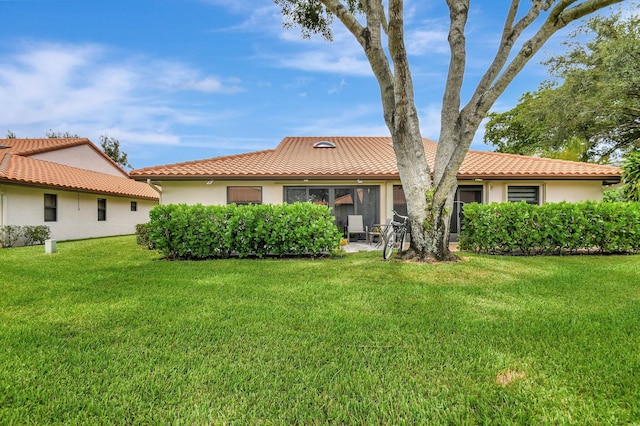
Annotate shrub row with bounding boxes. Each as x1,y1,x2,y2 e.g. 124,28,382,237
0,225,51,248
459,201,640,255
146,203,342,259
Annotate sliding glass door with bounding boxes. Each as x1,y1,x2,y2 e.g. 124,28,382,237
284,186,379,232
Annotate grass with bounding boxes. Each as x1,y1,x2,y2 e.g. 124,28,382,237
1,236,639,424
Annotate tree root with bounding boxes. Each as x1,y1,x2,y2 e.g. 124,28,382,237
400,248,462,263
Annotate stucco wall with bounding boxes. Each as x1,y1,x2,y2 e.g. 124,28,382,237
156,178,606,227
482,180,604,204
29,145,126,177
0,184,156,243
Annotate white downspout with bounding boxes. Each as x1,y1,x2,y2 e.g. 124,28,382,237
146,179,162,204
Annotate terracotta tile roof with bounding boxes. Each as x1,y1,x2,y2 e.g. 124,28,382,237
130,136,621,181
2,137,90,156
0,139,159,200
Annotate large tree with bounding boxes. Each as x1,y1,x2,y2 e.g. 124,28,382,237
484,12,640,163
275,0,625,261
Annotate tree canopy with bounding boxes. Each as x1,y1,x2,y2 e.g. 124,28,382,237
484,12,640,163
99,134,132,169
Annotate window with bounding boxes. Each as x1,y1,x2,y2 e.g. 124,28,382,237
283,186,379,232
97,198,107,221
508,186,540,205
392,185,408,217
227,186,262,205
131,201,137,212
44,194,57,222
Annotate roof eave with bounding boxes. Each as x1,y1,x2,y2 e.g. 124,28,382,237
131,173,401,181
0,178,159,200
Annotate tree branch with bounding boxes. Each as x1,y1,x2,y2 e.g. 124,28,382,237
388,0,419,135
321,0,367,43
473,0,552,111
441,0,469,121
467,0,623,121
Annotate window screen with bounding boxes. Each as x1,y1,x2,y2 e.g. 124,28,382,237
98,198,107,221
44,194,57,222
227,186,262,205
508,186,540,204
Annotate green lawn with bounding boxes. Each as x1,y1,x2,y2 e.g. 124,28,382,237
1,236,639,424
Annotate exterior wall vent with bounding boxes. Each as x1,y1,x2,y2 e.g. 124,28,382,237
313,141,336,148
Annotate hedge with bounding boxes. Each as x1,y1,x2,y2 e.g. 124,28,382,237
146,203,342,259
459,201,640,255
0,225,50,248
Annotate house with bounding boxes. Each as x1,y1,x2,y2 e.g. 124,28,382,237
0,138,159,245
129,136,621,239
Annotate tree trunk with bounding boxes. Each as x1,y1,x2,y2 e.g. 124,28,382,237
388,121,459,262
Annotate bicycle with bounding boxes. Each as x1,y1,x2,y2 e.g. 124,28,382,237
382,210,409,260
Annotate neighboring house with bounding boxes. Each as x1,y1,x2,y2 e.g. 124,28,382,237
0,138,159,245
130,136,621,239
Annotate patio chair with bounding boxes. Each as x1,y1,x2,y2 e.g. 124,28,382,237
347,215,368,242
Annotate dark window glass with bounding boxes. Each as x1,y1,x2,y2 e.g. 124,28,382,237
308,188,329,206
508,186,540,204
392,185,408,217
44,194,57,222
283,186,379,231
131,201,137,211
98,198,107,221
284,188,307,203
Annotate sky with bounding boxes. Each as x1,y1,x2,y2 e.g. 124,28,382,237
0,0,631,169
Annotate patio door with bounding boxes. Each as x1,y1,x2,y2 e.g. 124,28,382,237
283,185,379,234
450,185,483,241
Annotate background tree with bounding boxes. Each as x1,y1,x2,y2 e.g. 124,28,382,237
3,130,132,169
275,0,625,261
484,12,640,163
46,130,80,138
621,152,640,201
99,134,132,169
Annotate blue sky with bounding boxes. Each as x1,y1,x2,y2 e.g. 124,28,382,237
0,0,630,168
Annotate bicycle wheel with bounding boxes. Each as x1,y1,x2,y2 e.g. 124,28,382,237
382,231,395,260
398,231,406,256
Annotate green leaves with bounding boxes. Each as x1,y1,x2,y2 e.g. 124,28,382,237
460,201,640,255
146,203,342,260
0,225,50,247
484,12,640,163
622,152,640,202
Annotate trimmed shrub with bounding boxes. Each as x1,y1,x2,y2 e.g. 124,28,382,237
146,203,342,259
23,225,51,246
460,201,640,255
0,225,23,248
135,223,154,249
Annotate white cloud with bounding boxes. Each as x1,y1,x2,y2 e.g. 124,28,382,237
406,23,449,56
0,41,243,146
181,76,244,94
418,103,441,141
278,51,371,76
328,78,346,95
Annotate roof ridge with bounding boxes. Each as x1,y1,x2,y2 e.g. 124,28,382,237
130,148,276,174
466,148,618,168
